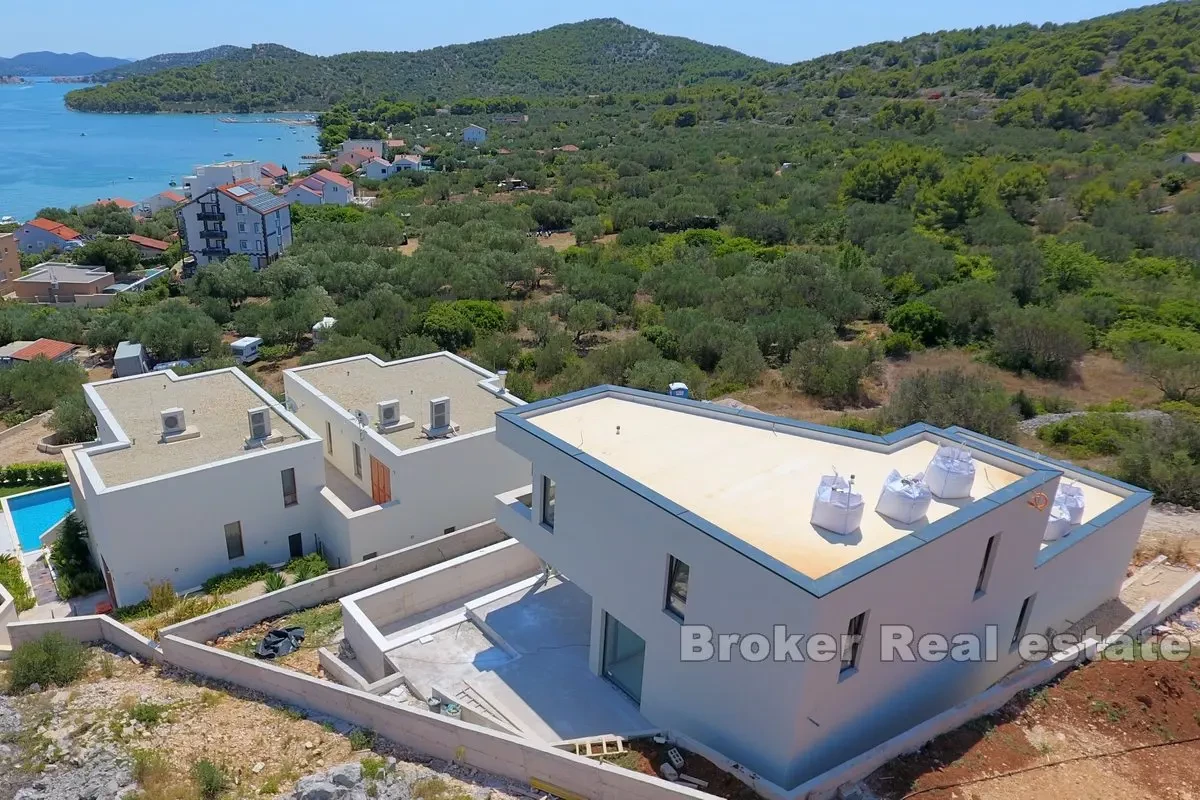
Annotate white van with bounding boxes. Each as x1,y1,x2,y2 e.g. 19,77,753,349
231,336,263,365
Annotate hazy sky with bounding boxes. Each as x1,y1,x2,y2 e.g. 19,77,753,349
1,0,1146,64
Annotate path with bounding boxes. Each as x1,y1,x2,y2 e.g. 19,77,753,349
0,413,62,465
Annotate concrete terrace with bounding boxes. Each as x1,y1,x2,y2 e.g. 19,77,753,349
82,369,310,488
518,394,1129,581
290,353,512,451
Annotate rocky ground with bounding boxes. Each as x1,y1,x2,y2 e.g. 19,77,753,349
0,645,529,799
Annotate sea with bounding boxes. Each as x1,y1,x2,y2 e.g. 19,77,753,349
0,80,320,221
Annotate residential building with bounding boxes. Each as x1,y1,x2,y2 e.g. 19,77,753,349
126,234,171,260
0,338,77,367
385,139,406,152
177,180,292,269
364,157,395,181
0,232,19,290
332,149,375,171
138,190,188,216
64,367,325,606
91,198,137,212
14,263,114,302
392,154,421,171
181,161,262,199
462,124,487,143
260,163,288,185
338,139,385,158
1167,152,1200,165
13,218,83,254
491,386,1151,789
281,170,353,206
282,352,529,567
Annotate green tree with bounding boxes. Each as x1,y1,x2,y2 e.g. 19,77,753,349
782,338,879,408
880,368,1018,440
421,304,475,351
566,300,616,344
50,391,96,444
0,358,87,415
885,302,948,346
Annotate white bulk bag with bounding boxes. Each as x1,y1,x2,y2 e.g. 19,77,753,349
1043,484,1086,542
925,445,976,499
876,470,933,523
811,475,865,535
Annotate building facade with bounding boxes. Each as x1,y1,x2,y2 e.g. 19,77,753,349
0,232,19,290
177,181,292,269
282,352,529,567
13,218,83,254
182,161,263,199
14,263,114,302
491,386,1152,789
462,124,487,143
64,368,326,607
281,170,353,206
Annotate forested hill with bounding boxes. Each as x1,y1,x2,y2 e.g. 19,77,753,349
64,20,773,113
757,1,1200,130
0,51,128,76
92,45,246,79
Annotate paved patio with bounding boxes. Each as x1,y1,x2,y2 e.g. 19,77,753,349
386,576,651,742
324,460,374,511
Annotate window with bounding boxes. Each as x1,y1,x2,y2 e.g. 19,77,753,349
238,222,246,233
1012,595,1035,649
236,205,244,215
664,556,690,621
224,521,244,560
239,239,248,250
353,442,362,479
288,533,303,559
443,526,456,535
362,552,377,561
325,422,333,454
281,468,298,507
254,223,262,234
841,611,868,675
974,535,998,598
541,476,556,529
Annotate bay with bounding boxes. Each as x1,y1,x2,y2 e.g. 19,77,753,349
0,81,319,221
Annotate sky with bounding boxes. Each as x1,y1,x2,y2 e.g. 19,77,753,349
0,0,1149,65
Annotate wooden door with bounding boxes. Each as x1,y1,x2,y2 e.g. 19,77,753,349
369,455,392,505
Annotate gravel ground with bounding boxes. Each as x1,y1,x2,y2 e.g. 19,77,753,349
1016,409,1170,435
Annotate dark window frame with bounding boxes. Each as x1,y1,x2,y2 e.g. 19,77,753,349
664,556,690,621
840,611,868,678
281,467,298,507
974,534,999,599
224,521,244,560
541,475,556,530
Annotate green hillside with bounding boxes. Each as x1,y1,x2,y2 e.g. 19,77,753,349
92,45,247,79
65,20,773,112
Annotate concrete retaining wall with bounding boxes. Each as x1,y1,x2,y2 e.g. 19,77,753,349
160,634,712,800
7,615,162,663
161,520,506,643
0,583,16,658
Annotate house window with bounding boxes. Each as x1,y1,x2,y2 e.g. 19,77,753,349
325,422,333,454
353,442,362,478
238,222,246,233
540,476,556,529
443,526,456,535
254,223,262,234
224,521,244,560
362,552,377,561
664,556,690,621
1012,595,1035,649
240,239,248,250
281,468,298,507
840,611,868,676
974,535,998,598
236,205,244,215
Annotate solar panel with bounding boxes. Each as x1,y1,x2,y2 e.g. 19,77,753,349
228,185,250,197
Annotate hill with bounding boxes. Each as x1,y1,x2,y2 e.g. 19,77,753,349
92,45,247,79
0,51,129,76
63,19,773,112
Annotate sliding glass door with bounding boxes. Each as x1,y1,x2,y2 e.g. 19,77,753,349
602,612,645,704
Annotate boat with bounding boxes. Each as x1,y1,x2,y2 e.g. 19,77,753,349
223,152,233,157
169,180,177,186
257,137,264,142
80,132,86,137
127,176,134,180
0,216,15,225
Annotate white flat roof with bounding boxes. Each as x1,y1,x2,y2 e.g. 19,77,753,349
523,395,1128,581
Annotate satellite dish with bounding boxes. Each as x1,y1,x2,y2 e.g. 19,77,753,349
354,409,369,427
284,396,298,413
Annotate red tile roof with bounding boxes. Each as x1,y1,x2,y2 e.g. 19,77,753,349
311,169,353,189
96,198,137,210
558,144,580,152
26,218,82,241
127,234,170,251
11,338,76,362
161,191,187,203
386,139,406,148
260,163,287,179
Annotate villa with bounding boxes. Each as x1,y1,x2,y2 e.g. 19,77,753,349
177,180,293,269
13,218,83,255
281,170,353,206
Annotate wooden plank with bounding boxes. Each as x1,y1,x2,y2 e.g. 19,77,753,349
529,777,589,800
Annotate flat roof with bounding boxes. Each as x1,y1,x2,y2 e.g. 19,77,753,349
288,353,514,452
16,263,111,285
82,369,312,488
501,387,1148,597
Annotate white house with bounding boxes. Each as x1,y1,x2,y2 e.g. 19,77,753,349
181,160,262,199
338,139,385,157
489,385,1152,789
13,218,84,254
281,170,353,206
281,352,530,567
462,124,487,143
392,154,421,171
364,157,395,181
176,180,293,269
138,190,188,216
64,368,326,607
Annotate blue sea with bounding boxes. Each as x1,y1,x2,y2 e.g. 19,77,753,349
0,80,319,221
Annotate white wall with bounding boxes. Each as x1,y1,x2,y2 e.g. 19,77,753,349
495,415,1150,789
74,439,325,606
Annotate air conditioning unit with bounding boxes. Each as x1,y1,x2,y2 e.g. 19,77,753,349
422,396,459,438
248,407,271,441
161,407,186,437
376,399,413,432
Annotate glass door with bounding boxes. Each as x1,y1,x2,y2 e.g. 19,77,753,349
602,612,645,704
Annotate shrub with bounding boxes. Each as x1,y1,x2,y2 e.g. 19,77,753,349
880,368,1019,441
360,755,386,780
263,572,286,593
991,307,1088,379
287,553,330,582
782,338,879,408
0,553,35,612
885,301,948,346
50,391,97,445
146,580,178,614
1011,390,1038,420
50,514,97,593
504,370,537,402
421,304,475,351
2,462,66,487
191,759,230,800
882,331,918,359
348,728,376,751
202,563,273,595
1037,413,1146,457
1118,415,1200,508
130,702,168,726
8,632,89,692
829,414,888,435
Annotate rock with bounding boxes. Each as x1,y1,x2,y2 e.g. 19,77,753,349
252,762,265,774
304,741,314,749
26,683,41,694
293,778,339,800
329,763,361,788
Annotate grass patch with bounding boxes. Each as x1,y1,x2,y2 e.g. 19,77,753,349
198,689,225,707
131,594,227,640
202,562,274,595
348,728,375,751
0,553,35,612
130,749,194,800
8,632,88,693
286,553,330,582
360,755,386,780
192,758,230,799
411,777,473,800
129,701,169,726
1090,699,1126,722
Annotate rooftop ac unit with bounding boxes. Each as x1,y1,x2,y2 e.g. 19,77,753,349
375,399,413,432
422,396,458,438
160,407,186,438
248,407,271,441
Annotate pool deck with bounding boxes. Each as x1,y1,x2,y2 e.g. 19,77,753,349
0,510,17,556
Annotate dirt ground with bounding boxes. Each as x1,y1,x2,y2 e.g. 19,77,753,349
534,232,618,251
605,738,759,800
0,413,62,465
867,652,1200,800
211,602,343,679
248,353,304,397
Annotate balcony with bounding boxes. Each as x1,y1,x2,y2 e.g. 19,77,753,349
200,246,230,257
196,211,224,222
200,228,227,239
495,485,534,529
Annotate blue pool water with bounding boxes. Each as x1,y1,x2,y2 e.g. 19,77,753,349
7,485,74,552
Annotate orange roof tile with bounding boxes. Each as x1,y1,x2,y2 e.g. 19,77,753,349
11,338,76,362
127,234,170,251
26,218,82,241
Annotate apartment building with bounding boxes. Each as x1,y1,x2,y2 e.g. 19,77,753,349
181,160,262,199
0,232,20,291
64,368,325,607
491,386,1151,789
282,352,529,567
177,181,292,269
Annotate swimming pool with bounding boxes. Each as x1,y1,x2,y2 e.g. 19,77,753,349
6,484,74,552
